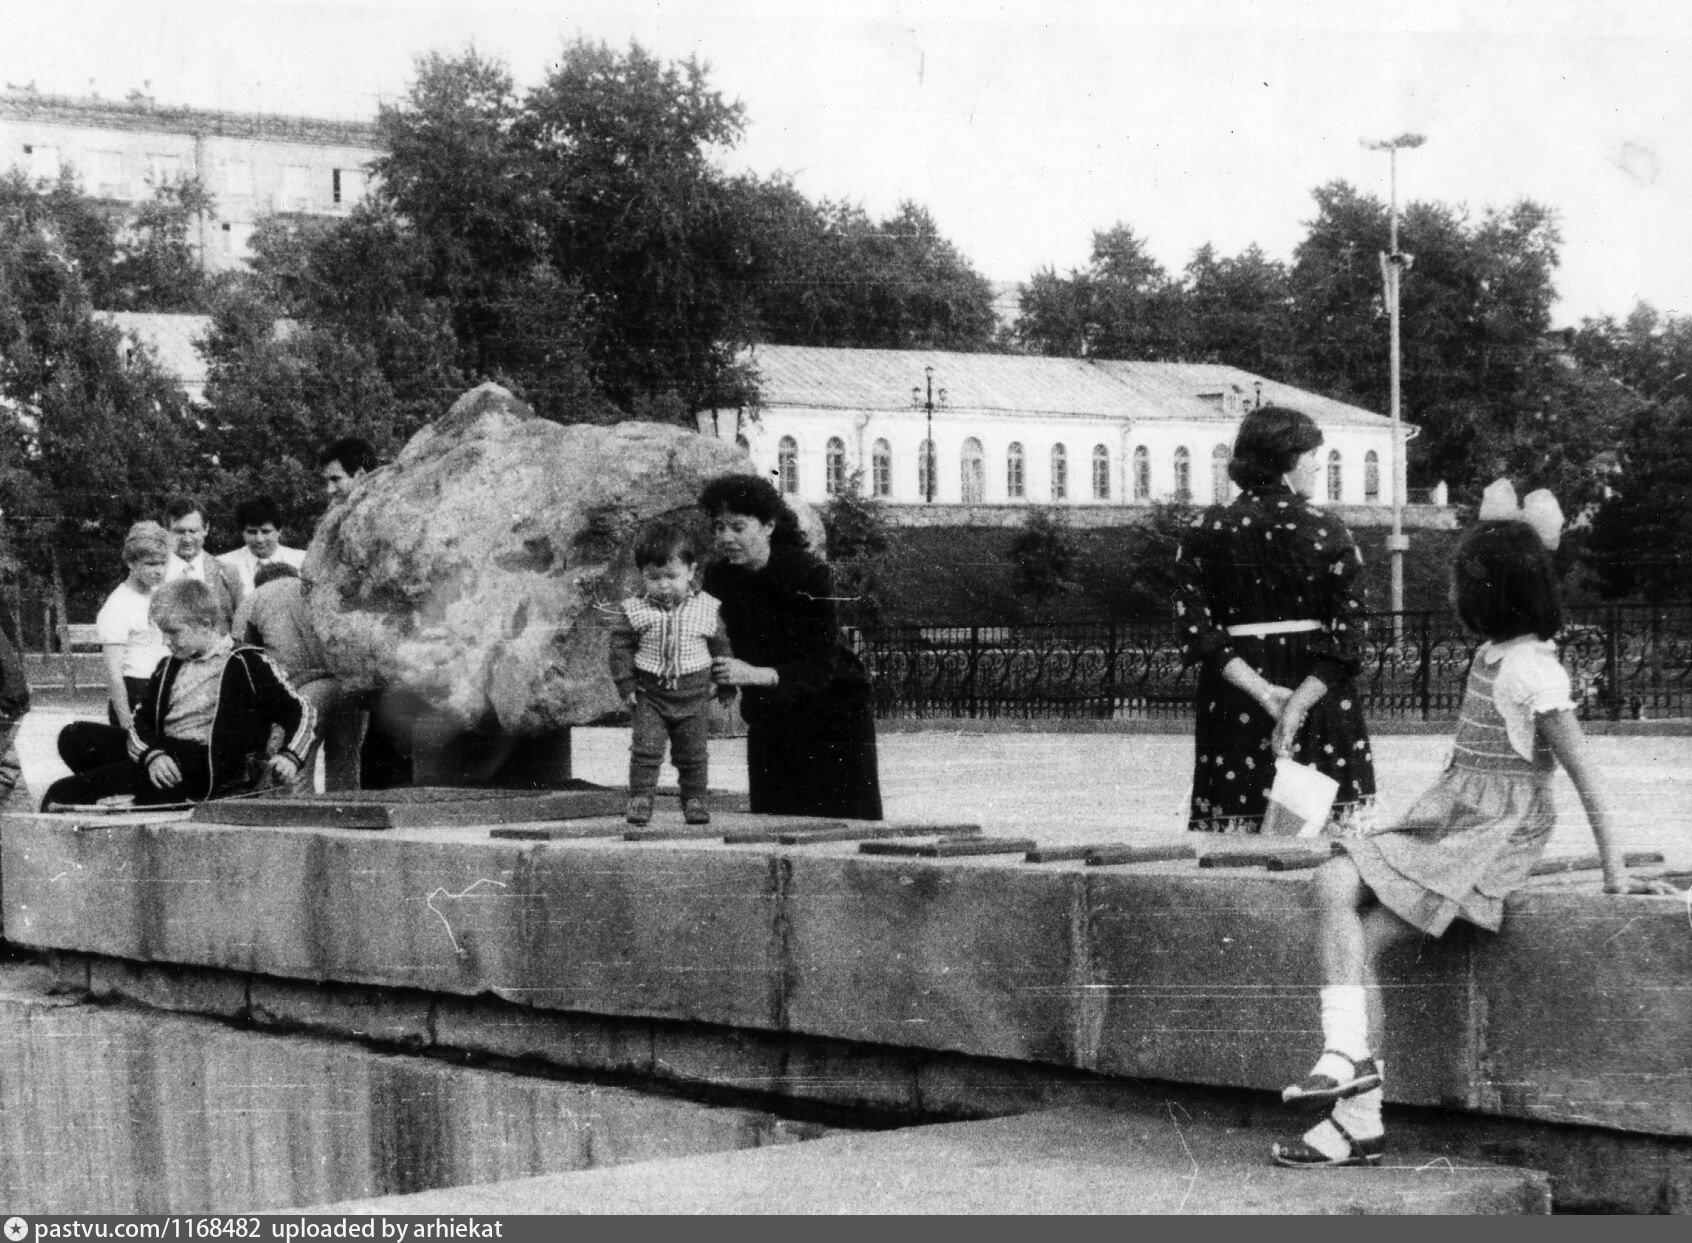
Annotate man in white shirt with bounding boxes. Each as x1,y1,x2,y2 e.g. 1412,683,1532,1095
164,495,245,635
217,496,306,595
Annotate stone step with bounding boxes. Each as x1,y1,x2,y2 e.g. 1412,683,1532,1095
317,1104,1551,1215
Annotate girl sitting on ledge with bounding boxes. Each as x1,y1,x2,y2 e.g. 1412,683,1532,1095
1272,482,1676,1169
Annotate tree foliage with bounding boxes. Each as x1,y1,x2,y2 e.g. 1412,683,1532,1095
0,173,204,612
1007,505,1078,616
821,473,895,628
1015,183,1585,508
1574,304,1692,601
1018,224,1182,359
730,179,997,350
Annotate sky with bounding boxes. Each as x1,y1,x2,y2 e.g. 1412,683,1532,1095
2,0,1688,325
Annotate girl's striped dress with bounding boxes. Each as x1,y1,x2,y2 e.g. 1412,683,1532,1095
1344,635,1574,934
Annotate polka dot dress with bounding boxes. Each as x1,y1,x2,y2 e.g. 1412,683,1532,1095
1173,483,1378,834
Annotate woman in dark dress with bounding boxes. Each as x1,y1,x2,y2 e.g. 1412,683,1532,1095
699,475,883,821
1172,406,1377,835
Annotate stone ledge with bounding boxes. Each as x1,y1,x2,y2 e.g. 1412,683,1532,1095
3,811,1686,1143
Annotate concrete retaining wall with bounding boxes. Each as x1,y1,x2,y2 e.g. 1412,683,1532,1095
5,809,1686,1140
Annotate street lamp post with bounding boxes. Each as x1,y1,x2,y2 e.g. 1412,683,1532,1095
1363,132,1424,644
912,366,947,503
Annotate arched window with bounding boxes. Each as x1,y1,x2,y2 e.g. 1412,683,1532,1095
872,439,893,498
918,438,937,501
1133,446,1150,500
825,437,847,496
1050,444,1068,501
778,436,799,495
960,438,985,503
1006,442,1026,498
1092,444,1111,500
1212,444,1231,503
1173,446,1191,502
1327,449,1343,502
1364,450,1380,503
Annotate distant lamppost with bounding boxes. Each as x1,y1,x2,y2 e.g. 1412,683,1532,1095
912,366,947,503
1363,132,1425,641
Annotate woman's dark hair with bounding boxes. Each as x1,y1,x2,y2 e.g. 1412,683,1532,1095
697,474,807,549
634,522,700,569
1452,521,1563,642
1228,406,1324,489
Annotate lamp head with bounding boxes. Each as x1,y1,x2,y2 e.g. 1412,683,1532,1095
1362,132,1427,151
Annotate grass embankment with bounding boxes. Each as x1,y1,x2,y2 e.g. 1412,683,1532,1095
860,524,1464,627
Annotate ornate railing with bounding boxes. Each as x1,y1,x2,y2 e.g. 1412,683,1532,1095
849,603,1692,721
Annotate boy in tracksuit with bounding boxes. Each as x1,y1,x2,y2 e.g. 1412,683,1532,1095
608,525,733,827
42,578,314,809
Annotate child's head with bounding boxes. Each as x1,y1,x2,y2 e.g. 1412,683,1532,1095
122,521,172,590
253,560,300,590
1452,520,1563,643
634,524,699,605
150,579,224,659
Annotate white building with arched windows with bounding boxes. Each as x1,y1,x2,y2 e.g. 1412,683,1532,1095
700,346,1451,529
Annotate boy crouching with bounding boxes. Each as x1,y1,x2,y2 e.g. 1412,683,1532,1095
42,579,315,809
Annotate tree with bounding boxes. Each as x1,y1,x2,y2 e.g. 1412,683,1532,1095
1007,505,1077,615
729,179,997,350
1584,393,1692,602
821,474,895,628
1017,224,1182,359
511,40,754,415
110,175,217,312
1574,304,1692,601
1288,182,1565,501
0,178,204,616
1177,244,1296,376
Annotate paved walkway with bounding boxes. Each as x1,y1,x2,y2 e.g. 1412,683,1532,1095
16,712,1691,868
320,1104,1550,1215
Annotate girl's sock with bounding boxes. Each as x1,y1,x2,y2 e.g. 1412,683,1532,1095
1300,1082,1385,1160
1305,984,1371,1083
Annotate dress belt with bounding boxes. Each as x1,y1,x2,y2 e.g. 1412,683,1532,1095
1226,619,1321,637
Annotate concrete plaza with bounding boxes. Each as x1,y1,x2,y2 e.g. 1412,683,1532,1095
15,709,1691,871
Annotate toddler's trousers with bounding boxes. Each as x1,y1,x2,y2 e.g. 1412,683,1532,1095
628,670,714,799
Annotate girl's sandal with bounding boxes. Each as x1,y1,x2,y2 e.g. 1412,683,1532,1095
1271,1114,1384,1169
1282,1050,1382,1106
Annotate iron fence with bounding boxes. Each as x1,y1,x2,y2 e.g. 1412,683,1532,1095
849,603,1692,722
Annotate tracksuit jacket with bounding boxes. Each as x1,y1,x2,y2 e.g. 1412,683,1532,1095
125,644,315,800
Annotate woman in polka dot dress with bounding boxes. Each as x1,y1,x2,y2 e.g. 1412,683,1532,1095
1172,406,1377,836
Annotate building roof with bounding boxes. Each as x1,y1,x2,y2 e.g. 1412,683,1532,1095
744,345,1208,419
1093,361,1395,428
743,344,1396,427
1,90,379,149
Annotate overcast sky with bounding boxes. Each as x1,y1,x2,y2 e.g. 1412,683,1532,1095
3,0,1687,325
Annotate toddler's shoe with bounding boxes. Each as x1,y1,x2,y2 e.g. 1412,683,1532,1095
683,797,711,826
626,794,654,826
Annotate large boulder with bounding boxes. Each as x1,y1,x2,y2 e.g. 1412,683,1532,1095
302,384,756,736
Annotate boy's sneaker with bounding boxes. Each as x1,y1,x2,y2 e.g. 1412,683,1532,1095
682,797,711,826
626,794,654,826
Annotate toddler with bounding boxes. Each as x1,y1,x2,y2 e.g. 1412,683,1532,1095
609,525,733,826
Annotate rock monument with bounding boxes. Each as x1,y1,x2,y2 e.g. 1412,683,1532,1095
301,383,759,784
